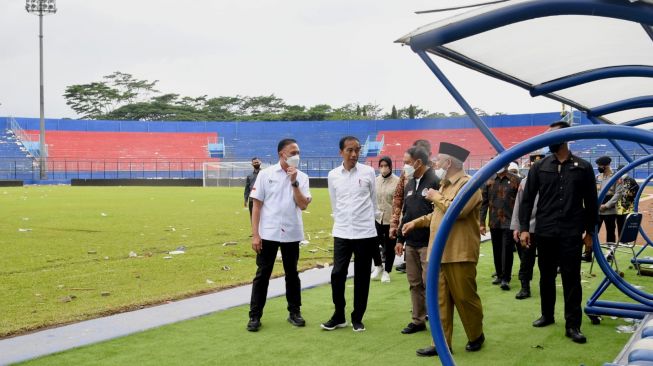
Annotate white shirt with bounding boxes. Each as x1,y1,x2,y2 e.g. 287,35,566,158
328,162,378,239
250,162,311,243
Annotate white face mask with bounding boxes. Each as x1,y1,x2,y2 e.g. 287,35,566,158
286,154,300,168
380,167,390,176
404,164,415,178
434,168,446,179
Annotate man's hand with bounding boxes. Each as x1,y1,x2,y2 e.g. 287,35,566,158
395,243,404,256
252,235,262,254
287,166,298,184
389,227,397,239
583,232,593,251
480,225,486,236
425,188,440,202
599,204,607,212
513,230,520,242
402,222,415,236
519,231,531,248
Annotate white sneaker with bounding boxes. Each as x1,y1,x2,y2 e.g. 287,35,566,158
370,266,383,280
381,271,391,283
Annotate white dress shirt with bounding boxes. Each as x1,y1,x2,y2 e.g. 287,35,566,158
250,162,311,243
328,162,378,239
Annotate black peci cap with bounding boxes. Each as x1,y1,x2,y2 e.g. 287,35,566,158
438,142,470,162
595,156,612,166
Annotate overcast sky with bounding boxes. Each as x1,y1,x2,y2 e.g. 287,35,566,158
0,0,560,119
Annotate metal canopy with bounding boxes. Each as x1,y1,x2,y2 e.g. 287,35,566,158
397,0,653,126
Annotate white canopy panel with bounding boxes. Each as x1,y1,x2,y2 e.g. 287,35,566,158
397,0,653,126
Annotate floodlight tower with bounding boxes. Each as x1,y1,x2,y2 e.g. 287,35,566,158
26,0,56,180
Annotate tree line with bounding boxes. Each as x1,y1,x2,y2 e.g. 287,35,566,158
63,72,504,121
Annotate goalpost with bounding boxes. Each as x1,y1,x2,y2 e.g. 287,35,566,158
202,161,266,187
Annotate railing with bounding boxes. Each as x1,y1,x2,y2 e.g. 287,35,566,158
0,153,651,181
7,116,46,159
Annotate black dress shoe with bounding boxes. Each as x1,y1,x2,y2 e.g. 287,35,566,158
396,263,406,273
500,281,510,291
565,328,587,344
416,346,438,357
532,316,555,327
401,322,426,334
581,253,592,262
515,287,531,300
288,312,306,327
465,333,485,352
491,278,501,285
247,317,261,332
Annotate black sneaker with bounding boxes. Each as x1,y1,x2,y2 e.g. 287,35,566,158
352,321,366,332
395,263,406,273
320,317,347,331
288,312,306,327
247,317,261,332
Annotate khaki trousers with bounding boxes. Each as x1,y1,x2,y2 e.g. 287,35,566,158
405,246,428,325
439,262,484,347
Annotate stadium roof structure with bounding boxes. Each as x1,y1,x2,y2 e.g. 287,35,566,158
396,0,653,132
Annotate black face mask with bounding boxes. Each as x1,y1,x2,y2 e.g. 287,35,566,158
548,143,564,154
253,164,261,170
597,167,605,173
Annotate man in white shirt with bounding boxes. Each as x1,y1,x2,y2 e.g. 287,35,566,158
321,136,378,332
247,138,312,332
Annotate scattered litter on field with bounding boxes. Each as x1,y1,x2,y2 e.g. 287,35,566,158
183,228,190,231
304,211,311,214
315,236,320,239
222,265,231,271
317,230,325,234
206,279,214,284
167,227,176,232
190,199,195,203
616,324,637,333
169,250,184,255
69,287,95,291
479,253,485,257
276,252,282,261
18,228,32,232
22,217,29,221
57,285,64,289
307,233,311,240
104,256,110,260
87,250,97,255
101,292,111,297
100,213,108,217
234,211,241,215
35,293,41,297
129,251,138,258
300,240,310,246
531,345,544,350
611,316,618,320
163,256,173,260
59,296,73,303
181,235,188,238
308,249,318,253
223,242,238,246
623,318,637,323
581,280,589,283
634,285,644,289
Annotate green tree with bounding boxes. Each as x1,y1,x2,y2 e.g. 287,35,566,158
390,105,398,119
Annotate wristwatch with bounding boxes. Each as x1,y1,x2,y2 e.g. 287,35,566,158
291,181,299,188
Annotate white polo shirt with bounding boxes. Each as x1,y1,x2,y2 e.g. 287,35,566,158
250,162,311,243
328,162,378,239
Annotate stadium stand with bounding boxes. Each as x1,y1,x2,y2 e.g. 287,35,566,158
3,112,651,182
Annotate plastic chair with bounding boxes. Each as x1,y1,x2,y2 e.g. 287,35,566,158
590,213,643,275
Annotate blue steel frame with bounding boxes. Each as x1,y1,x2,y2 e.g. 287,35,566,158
588,96,653,118
588,116,635,163
403,1,653,365
530,66,653,97
625,116,653,127
424,126,653,365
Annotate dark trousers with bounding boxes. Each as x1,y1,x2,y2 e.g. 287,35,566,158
616,214,627,238
516,234,537,284
598,214,617,243
331,237,374,323
248,198,254,219
249,240,301,318
490,228,515,282
372,222,396,273
536,234,583,329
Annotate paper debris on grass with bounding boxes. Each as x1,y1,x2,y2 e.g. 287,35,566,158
304,211,311,214
223,242,238,246
100,213,108,217
163,256,173,260
169,251,185,255
129,251,138,258
18,228,32,232
616,324,637,333
22,217,29,221
300,240,310,245
87,250,97,255
206,279,215,284
308,249,318,253
222,265,231,271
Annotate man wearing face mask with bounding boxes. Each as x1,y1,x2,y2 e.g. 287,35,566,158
590,156,616,262
247,138,312,332
519,121,597,344
396,146,440,335
403,142,484,356
244,157,262,219
480,159,522,291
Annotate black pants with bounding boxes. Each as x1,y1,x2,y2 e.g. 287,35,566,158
536,234,583,329
490,228,515,282
616,214,627,238
331,237,374,323
248,198,254,219
372,222,396,273
598,214,617,243
249,240,301,318
517,234,536,284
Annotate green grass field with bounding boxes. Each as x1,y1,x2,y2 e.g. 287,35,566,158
0,186,334,337
3,185,653,365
